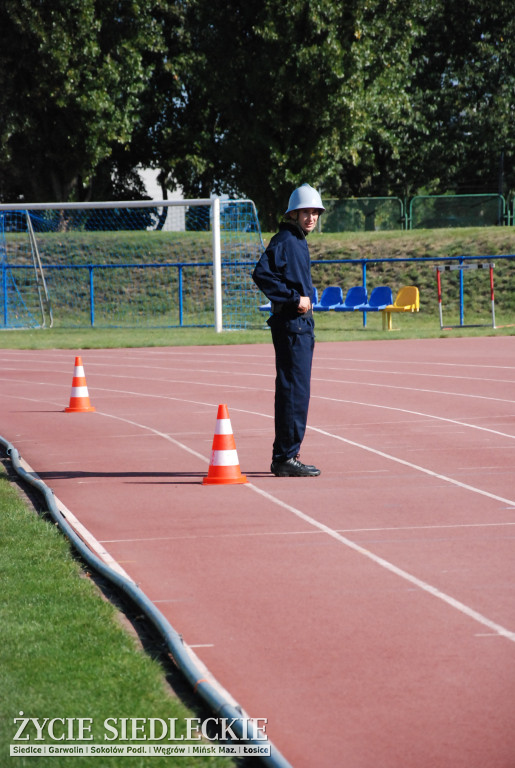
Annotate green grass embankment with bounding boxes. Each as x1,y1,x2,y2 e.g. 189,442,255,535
3,226,515,344
306,227,515,322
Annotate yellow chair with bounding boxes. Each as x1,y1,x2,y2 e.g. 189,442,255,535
382,286,420,330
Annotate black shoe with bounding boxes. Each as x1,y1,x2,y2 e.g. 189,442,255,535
294,454,317,471
270,457,321,477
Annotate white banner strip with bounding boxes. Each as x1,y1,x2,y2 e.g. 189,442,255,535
10,743,271,757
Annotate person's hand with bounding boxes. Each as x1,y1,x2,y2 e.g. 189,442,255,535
297,296,311,314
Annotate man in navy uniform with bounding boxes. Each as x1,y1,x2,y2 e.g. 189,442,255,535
252,184,323,477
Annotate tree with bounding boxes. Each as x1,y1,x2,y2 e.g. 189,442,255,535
331,0,428,199
0,0,163,202
403,0,515,199
150,0,432,227
151,0,360,228
346,0,515,201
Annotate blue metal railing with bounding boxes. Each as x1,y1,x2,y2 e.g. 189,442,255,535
310,254,515,327
2,254,515,329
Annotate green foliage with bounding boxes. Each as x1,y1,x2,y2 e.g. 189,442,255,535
0,0,163,201
397,0,515,198
152,0,369,226
0,0,514,226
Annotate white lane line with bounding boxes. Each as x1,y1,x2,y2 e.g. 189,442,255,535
317,356,515,372
316,365,515,385
98,410,211,464
313,395,515,441
245,482,515,644
312,375,515,406
308,423,515,508
475,633,505,638
189,644,215,649
338,521,515,532
99,520,515,545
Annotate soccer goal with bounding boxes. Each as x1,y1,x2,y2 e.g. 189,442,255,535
0,198,264,331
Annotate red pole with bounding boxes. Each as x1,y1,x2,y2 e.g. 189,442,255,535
490,264,496,328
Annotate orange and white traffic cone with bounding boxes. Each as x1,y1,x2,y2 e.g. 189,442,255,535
202,404,247,485
64,356,96,413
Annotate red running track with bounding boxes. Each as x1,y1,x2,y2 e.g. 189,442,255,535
1,337,515,767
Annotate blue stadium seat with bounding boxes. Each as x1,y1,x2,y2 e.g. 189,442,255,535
313,286,344,311
359,286,393,311
334,286,368,311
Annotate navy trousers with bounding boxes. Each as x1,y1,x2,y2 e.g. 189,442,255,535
268,314,315,462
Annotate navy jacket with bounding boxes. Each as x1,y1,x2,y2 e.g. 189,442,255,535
252,221,314,316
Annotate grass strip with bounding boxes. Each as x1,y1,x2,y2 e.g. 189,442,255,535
0,310,514,352
0,464,237,767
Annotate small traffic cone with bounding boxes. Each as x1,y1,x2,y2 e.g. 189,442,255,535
64,356,96,413
202,404,247,485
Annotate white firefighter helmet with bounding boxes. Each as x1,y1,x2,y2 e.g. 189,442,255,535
285,183,325,215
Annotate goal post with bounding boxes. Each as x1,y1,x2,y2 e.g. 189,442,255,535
0,198,264,331
211,196,222,333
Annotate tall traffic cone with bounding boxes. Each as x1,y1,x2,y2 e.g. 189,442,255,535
64,356,96,413
202,404,247,485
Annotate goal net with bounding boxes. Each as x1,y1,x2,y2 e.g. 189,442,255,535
0,199,264,331
0,209,52,328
